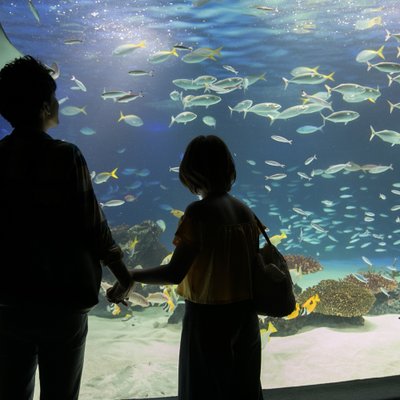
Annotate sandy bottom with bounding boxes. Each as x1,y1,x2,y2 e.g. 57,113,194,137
32,310,400,399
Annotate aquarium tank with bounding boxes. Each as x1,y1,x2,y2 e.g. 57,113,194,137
1,0,400,399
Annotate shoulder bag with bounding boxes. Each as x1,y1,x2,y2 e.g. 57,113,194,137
249,214,296,317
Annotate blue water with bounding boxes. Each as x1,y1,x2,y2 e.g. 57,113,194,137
1,0,400,264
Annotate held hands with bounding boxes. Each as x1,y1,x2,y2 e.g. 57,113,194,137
106,280,134,306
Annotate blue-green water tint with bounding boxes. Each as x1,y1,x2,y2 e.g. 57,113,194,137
1,0,399,264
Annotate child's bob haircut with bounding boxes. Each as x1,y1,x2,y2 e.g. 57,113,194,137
179,135,236,195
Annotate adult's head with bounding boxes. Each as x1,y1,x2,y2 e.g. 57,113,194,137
0,55,58,130
179,135,236,196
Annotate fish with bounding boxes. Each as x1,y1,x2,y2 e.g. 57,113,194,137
297,172,312,181
367,61,400,74
156,219,166,232
171,209,184,218
270,105,308,123
181,47,222,63
60,106,87,116
0,23,23,69
58,96,69,105
101,90,130,101
356,46,385,63
260,322,277,349
385,29,400,42
80,127,96,136
128,69,154,77
367,164,393,174
355,16,382,30
291,66,320,76
391,67,400,85
127,292,150,307
369,126,400,146
146,292,169,304
169,112,197,127
284,303,300,320
352,273,369,284
161,253,173,265
292,207,312,217
222,65,239,74
111,303,122,316
264,160,285,168
202,115,216,128
321,110,360,125
112,40,146,55
169,90,182,101
269,231,287,246
148,48,179,64
173,78,204,91
64,39,83,45
169,166,180,173
296,124,324,134
304,155,317,165
245,102,281,118
301,294,320,315
71,75,87,92
173,43,193,51
93,168,119,184
311,222,327,233
118,111,143,127
116,92,144,103
282,72,334,89
388,101,400,113
28,0,40,23
271,135,292,145
101,199,125,207
265,173,287,180
183,94,221,109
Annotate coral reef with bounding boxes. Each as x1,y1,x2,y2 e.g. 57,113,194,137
284,254,323,274
343,272,398,294
297,279,375,318
110,220,170,269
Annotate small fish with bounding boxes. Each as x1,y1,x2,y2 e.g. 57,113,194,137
301,294,320,315
352,273,369,284
61,106,87,116
246,160,256,166
271,135,292,145
265,173,287,180
173,43,193,51
265,160,285,168
355,16,382,31
297,172,312,181
156,219,166,232
388,100,400,113
385,29,400,42
71,75,87,92
28,0,40,23
202,115,216,128
149,48,179,64
171,209,184,218
116,92,144,103
118,111,143,127
304,154,317,165
127,292,149,307
64,39,83,45
284,303,300,320
111,303,122,316
260,322,278,349
222,65,239,74
93,168,119,184
296,124,324,134
146,292,169,304
128,70,154,76
169,112,197,127
269,231,287,246
112,40,146,56
101,199,125,207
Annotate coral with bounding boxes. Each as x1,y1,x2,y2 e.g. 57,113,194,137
284,254,323,274
343,272,398,294
297,279,375,317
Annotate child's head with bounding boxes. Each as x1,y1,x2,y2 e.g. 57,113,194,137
0,55,57,128
179,135,236,195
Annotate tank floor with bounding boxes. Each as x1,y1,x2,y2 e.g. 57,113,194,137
126,375,400,400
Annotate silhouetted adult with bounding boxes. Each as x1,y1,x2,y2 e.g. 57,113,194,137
108,135,264,400
0,55,132,400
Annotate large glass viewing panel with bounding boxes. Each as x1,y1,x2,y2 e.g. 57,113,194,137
1,1,399,399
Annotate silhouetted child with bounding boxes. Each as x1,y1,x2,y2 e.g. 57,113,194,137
108,135,264,400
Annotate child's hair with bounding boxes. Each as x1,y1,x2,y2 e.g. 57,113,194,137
0,55,56,127
179,135,236,195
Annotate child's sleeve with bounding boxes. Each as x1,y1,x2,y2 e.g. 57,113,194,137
173,214,200,248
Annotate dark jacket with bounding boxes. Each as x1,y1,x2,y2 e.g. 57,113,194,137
0,128,121,310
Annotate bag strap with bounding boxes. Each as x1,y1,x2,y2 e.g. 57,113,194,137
253,213,272,246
